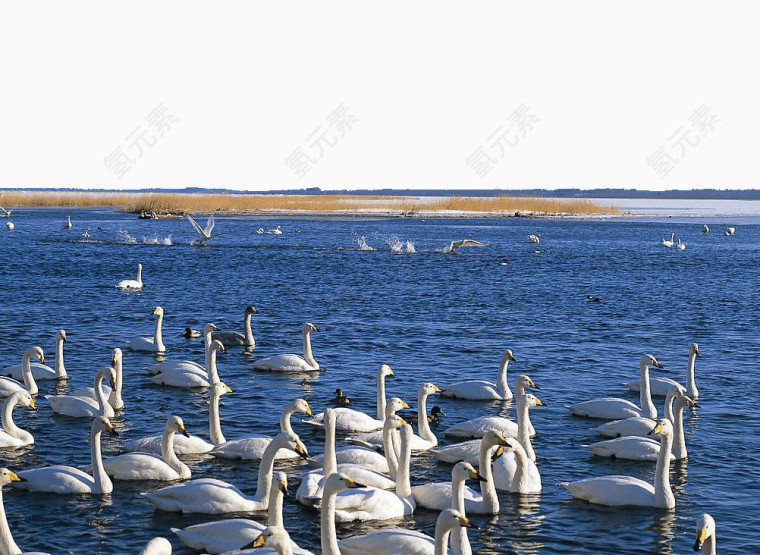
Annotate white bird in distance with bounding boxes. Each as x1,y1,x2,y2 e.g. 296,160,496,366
440,238,485,253
187,214,215,244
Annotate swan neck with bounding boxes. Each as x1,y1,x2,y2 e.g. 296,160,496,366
321,488,341,555
161,428,185,475
433,520,453,555
377,371,386,421
512,446,531,492
417,390,434,442
654,431,674,507
244,312,255,347
136,265,142,283
154,313,164,351
207,348,220,384
450,473,471,555
55,336,67,377
267,480,284,528
255,438,282,505
209,387,225,445
673,404,687,459
1,397,21,438
21,352,38,395
302,329,316,367
280,405,296,436
109,358,123,408
639,362,656,420
478,441,499,513
382,421,399,479
324,415,338,476
516,401,535,461
687,352,698,398
0,488,21,555
497,358,511,399
91,428,112,494
395,428,412,499
94,372,108,414
702,534,716,555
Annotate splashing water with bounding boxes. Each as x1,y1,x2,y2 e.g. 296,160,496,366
143,234,173,246
405,240,416,253
357,236,375,251
117,229,137,244
387,235,404,253
117,229,172,245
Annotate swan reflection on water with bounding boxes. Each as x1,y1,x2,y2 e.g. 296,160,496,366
478,496,544,554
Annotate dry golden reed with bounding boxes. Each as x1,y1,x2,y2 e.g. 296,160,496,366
0,191,617,215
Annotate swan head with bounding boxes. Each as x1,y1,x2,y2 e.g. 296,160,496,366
245,305,258,315
273,471,289,495
93,416,118,436
483,430,509,449
152,306,164,317
204,323,219,334
379,364,395,378
691,343,700,357
292,398,312,416
99,367,117,389
111,348,122,368
213,382,233,397
386,397,411,415
323,472,368,496
0,468,24,486
502,349,516,362
675,394,699,410
518,374,539,390
520,393,545,409
278,432,309,459
168,415,189,437
11,391,35,410
26,346,45,364
453,461,485,483
384,414,407,430
210,340,226,354
694,514,715,551
648,418,673,438
303,323,319,333
137,263,142,271
420,382,442,397
439,508,475,531
58,329,67,342
641,354,663,369
247,526,291,550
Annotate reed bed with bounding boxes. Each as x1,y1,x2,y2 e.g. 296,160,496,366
0,191,617,215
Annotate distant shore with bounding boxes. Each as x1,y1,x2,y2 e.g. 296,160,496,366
0,191,619,218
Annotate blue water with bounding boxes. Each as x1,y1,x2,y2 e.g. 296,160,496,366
1,208,758,553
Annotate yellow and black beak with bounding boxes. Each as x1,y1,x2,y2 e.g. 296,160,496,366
39,353,45,365
492,446,505,461
179,425,190,438
508,353,516,362
535,397,546,407
400,401,411,410
28,399,36,410
469,469,486,482
311,325,319,332
398,418,408,426
495,433,509,446
106,422,119,436
530,379,539,389
693,527,708,551
304,404,313,417
8,471,25,482
111,354,118,367
345,477,367,489
224,385,233,393
432,385,442,393
458,515,477,529
279,479,289,495
295,441,309,460
250,532,268,548
388,367,395,376
648,423,663,436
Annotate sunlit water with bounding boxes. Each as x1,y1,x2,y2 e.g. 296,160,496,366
1,208,758,553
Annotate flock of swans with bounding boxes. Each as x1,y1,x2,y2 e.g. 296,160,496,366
0,286,718,555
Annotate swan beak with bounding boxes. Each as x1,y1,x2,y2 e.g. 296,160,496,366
209,323,219,331
295,441,310,459
694,527,708,551
310,325,319,332
249,533,268,548
109,378,116,389
105,422,119,436
691,401,700,409
648,423,663,436
28,399,36,410
432,385,442,393
388,368,395,377
8,472,25,482
495,433,508,446
508,353,516,362
529,379,539,389
224,385,233,393
39,354,45,364
399,418,408,426
279,480,289,495
492,446,505,461
470,470,486,482
179,425,189,438
534,397,546,407
346,478,367,489
458,515,477,529
400,401,411,410
304,404,313,416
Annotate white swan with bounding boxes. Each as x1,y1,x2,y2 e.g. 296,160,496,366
257,228,264,235
63,216,71,230
15,416,118,494
47,366,116,418
333,424,415,522
338,508,473,555
0,206,15,218
661,233,675,247
267,225,283,235
568,354,662,419
677,239,686,250
188,214,215,243
625,343,699,399
725,226,736,236
211,398,313,460
296,409,396,507
103,416,191,481
0,391,36,447
1,468,52,555
347,383,441,451
411,430,507,514
595,385,683,438
67,348,125,410
561,419,676,508
694,514,716,554
0,347,44,397
492,393,543,493
441,349,518,401
528,233,541,244
309,446,390,474
147,323,218,377
116,263,143,290
130,306,166,352
172,472,311,554
703,224,709,234
144,432,309,514
441,239,485,253
122,381,232,455
150,339,225,389
213,306,258,348
5,222,13,231
306,365,396,432
441,374,538,440
140,537,172,555
253,323,319,372
3,330,67,381
587,393,696,461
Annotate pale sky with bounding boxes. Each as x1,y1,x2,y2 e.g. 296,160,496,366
1,1,757,191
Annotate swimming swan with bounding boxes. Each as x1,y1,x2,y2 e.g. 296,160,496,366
625,343,699,399
213,306,258,348
47,367,116,418
0,346,44,397
0,468,51,555
172,472,310,554
211,398,313,460
441,349,517,401
661,233,675,248
568,354,662,419
694,514,716,554
677,239,686,250
0,391,36,447
63,216,71,230
492,393,543,493
253,323,319,372
3,329,67,381
411,430,508,514
116,263,144,290
560,418,676,508
595,385,683,439
103,416,191,481
15,416,118,494
143,432,309,514
130,307,166,352
295,409,396,507
306,364,396,432
147,323,218,378
333,424,415,522
67,348,125,410
150,339,225,389
122,381,231,455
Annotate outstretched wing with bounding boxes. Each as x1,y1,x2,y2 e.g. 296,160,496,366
203,215,215,236
449,238,484,251
186,215,206,237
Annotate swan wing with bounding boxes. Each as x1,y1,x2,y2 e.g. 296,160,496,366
122,434,214,455
430,439,481,465
310,446,389,473
16,465,96,494
103,453,181,481
587,437,668,461
625,377,684,397
116,279,142,289
306,408,383,433
440,380,501,400
336,464,395,490
172,519,265,554
211,331,246,346
253,354,316,372
147,360,206,376
334,488,412,522
492,452,542,493
150,368,210,388
204,215,215,235
211,436,300,460
595,417,657,438
443,416,518,439
0,376,26,397
3,362,57,381
144,478,256,514
0,430,29,447
568,398,644,419
411,481,483,512
560,476,655,506
46,394,100,417
339,529,434,555
187,214,206,237
130,336,158,352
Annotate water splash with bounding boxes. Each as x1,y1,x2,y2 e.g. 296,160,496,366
117,229,137,244
405,240,416,253
357,236,375,251
387,235,404,253
117,229,172,246
143,234,173,246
